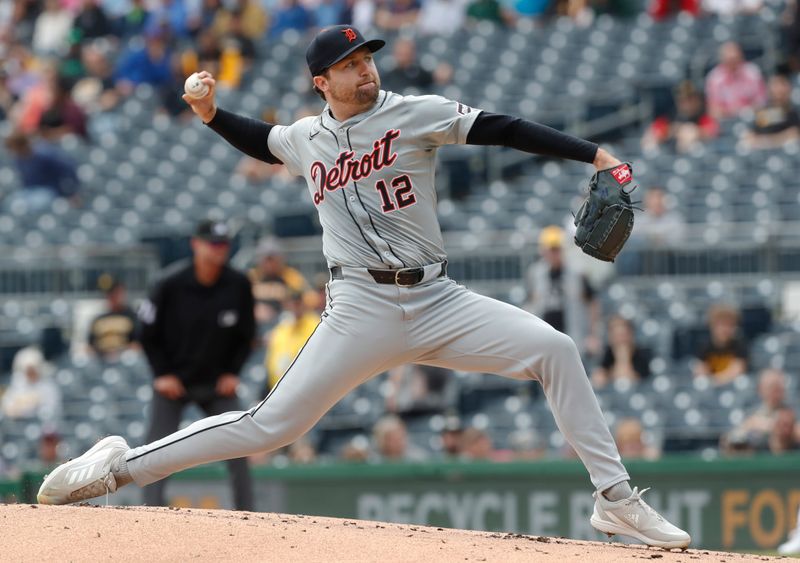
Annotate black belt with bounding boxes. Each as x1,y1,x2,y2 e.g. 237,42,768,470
330,262,447,286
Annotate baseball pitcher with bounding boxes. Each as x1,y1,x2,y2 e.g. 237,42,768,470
39,25,688,549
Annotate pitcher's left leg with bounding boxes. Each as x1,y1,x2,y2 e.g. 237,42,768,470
414,280,627,491
203,394,254,511
413,279,690,548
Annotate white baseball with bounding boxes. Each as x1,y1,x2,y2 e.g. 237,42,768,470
184,73,209,99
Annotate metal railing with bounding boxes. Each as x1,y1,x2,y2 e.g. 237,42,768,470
234,222,800,298
0,245,160,298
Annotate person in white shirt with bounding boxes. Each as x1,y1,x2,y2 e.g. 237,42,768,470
1,346,61,423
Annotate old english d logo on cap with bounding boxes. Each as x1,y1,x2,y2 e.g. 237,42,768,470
342,28,357,42
306,25,385,76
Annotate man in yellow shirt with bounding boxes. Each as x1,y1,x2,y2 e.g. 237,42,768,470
249,238,309,327
264,290,319,392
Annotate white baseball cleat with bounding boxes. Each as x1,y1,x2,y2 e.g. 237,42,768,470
590,486,691,549
778,528,800,555
37,436,129,505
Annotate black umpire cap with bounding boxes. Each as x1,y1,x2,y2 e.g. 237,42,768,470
306,25,385,77
194,219,231,243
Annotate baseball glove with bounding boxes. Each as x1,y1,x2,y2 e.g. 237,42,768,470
573,163,636,262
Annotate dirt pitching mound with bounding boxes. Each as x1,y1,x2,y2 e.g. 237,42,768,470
0,504,781,562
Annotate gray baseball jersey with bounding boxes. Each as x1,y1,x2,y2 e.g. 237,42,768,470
124,90,630,499
268,91,478,268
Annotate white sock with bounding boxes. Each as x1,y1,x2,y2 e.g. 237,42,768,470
602,481,633,502
111,453,133,488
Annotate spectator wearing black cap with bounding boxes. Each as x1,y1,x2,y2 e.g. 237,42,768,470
137,219,256,510
87,275,139,361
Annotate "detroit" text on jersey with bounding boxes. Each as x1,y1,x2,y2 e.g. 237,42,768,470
310,129,401,205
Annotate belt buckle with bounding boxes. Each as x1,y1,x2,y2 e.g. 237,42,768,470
395,267,421,287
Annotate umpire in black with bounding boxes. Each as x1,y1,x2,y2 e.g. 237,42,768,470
138,219,256,510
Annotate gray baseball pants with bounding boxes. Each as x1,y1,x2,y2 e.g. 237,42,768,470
141,393,254,510
126,264,629,492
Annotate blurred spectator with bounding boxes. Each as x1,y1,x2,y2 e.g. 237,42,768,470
0,346,61,423
87,276,139,361
118,0,151,37
721,368,787,452
630,186,686,247
439,415,464,458
614,418,660,461
5,0,42,44
183,28,222,78
73,43,121,111
114,29,174,95
32,0,74,55
4,129,80,212
73,0,113,39
372,414,427,462
146,0,201,39
287,436,317,464
525,226,601,357
212,0,267,41
739,73,800,151
264,290,319,392
59,31,87,81
591,316,651,389
384,363,450,415
508,428,546,460
692,304,748,384
417,0,467,35
351,0,376,29
649,0,700,20
705,42,767,120
779,506,800,555
340,436,370,462
769,407,799,454
375,0,420,31
551,0,594,27
382,37,451,94
4,44,41,103
783,0,800,73
224,12,258,61
249,237,309,326
269,0,313,38
466,0,515,26
313,0,349,27
703,0,762,16
459,427,495,461
38,74,89,140
216,36,249,90
13,60,60,134
642,81,718,154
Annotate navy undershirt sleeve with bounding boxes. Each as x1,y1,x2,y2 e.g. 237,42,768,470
205,107,283,165
466,112,598,164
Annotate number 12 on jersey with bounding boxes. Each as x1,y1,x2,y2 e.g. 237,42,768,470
375,174,417,213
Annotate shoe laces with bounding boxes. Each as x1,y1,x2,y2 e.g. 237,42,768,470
626,487,664,522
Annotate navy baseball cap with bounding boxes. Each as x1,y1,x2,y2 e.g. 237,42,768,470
306,25,385,76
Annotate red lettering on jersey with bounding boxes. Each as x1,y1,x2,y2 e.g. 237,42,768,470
342,28,357,42
310,129,401,206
